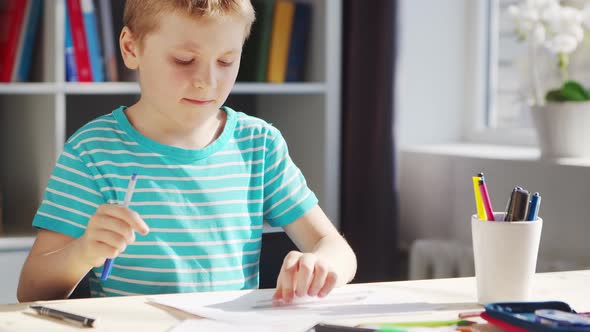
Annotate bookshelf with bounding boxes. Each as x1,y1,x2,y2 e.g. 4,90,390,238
0,0,342,237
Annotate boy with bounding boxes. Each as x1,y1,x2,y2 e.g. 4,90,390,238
17,0,356,302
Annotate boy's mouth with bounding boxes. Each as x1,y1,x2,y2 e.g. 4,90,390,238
182,98,214,105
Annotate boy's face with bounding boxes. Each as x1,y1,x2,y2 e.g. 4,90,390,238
124,11,246,122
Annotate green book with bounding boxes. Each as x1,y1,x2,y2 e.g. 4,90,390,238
238,0,274,82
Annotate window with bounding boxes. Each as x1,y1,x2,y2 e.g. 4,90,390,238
469,0,590,146
464,0,537,145
490,0,533,130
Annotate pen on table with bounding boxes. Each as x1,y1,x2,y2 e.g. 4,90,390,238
505,187,530,221
526,192,542,221
472,175,487,220
30,305,96,328
478,174,495,221
310,323,401,332
101,173,138,281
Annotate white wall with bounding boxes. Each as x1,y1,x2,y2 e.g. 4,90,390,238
397,0,590,270
397,0,466,146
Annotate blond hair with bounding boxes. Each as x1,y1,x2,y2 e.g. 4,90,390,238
123,0,255,47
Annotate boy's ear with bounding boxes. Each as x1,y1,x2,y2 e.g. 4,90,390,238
120,26,140,70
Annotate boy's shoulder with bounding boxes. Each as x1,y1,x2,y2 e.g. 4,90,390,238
64,108,122,151
230,108,281,139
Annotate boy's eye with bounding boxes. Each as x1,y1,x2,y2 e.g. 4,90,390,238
174,58,194,65
218,60,234,67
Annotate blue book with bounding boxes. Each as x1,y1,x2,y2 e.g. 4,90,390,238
65,3,78,82
80,0,104,82
14,0,42,82
286,3,311,82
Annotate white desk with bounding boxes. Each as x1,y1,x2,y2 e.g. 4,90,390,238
1,270,589,331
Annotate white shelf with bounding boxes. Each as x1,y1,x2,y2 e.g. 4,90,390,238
0,82,326,95
0,83,60,95
232,83,326,94
0,237,35,252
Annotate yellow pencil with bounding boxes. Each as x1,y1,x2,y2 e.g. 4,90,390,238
472,176,487,220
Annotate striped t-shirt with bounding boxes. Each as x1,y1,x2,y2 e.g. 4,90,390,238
32,105,318,297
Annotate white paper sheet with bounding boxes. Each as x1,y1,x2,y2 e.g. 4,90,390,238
148,286,444,325
169,319,317,332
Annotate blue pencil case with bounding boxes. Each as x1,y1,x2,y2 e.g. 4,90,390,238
483,301,590,332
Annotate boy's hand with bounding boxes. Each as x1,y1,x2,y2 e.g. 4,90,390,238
76,204,149,268
272,251,338,304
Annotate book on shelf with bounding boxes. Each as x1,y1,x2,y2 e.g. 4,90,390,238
81,0,104,82
67,0,93,81
0,1,29,82
237,0,311,84
65,3,79,82
64,0,136,82
285,2,311,82
13,0,43,82
237,0,275,82
96,0,118,82
266,1,295,83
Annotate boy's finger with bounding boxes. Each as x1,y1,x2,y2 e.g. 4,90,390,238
280,252,301,302
294,254,315,297
92,229,127,253
318,271,338,297
94,216,136,243
98,205,149,235
272,286,282,301
308,263,328,297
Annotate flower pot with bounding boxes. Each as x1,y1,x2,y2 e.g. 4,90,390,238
531,102,590,159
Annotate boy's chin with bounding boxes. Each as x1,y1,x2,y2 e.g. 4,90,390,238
178,102,220,113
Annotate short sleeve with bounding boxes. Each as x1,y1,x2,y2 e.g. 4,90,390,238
32,143,105,238
263,128,318,227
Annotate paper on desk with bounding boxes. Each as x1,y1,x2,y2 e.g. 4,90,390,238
169,319,316,332
149,286,444,325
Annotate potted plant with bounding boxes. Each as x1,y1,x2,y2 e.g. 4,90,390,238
509,0,590,159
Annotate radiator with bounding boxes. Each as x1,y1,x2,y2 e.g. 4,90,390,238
408,239,589,280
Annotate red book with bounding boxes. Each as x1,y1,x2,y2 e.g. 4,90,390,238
0,0,27,82
66,0,93,82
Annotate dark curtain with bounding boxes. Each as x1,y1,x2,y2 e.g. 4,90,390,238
340,0,398,282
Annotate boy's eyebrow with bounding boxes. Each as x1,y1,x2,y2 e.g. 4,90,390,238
175,42,240,55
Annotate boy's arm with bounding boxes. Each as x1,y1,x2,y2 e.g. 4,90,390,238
17,230,93,302
275,205,357,301
18,205,149,302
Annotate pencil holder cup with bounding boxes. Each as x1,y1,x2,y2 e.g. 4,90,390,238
471,212,542,304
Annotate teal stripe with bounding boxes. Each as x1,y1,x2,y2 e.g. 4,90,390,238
33,214,86,238
101,273,259,294
106,191,262,205
46,181,102,207
135,229,263,243
111,263,259,283
130,202,262,216
110,254,245,269
123,239,261,255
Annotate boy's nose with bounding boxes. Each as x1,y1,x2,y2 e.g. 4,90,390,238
191,65,216,89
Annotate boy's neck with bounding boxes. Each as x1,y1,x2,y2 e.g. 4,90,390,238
124,100,227,150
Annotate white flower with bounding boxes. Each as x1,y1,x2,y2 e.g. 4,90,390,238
532,24,547,43
509,1,586,54
545,33,579,53
507,0,590,105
